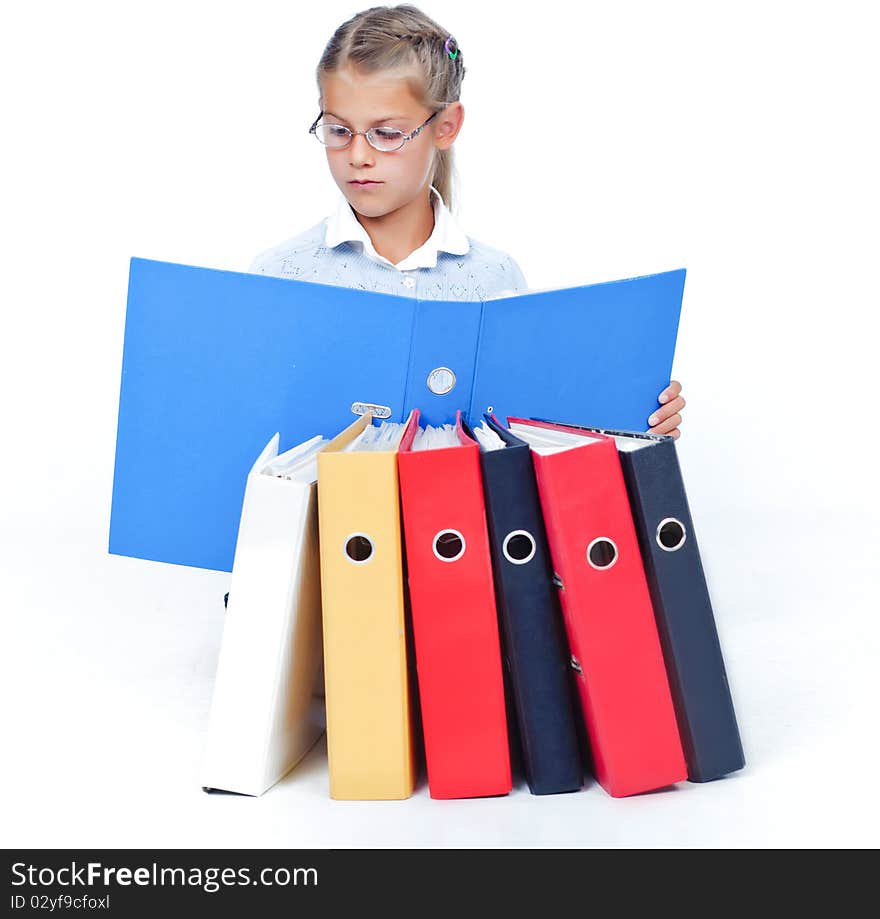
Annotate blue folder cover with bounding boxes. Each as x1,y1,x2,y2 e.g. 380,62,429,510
540,423,745,783
110,258,685,571
469,414,583,795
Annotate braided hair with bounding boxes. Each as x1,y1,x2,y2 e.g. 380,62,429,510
316,5,466,211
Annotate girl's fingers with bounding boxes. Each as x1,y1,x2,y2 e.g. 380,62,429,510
659,379,682,403
649,413,682,435
648,395,685,427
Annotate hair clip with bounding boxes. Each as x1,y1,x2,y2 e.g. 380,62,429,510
444,36,459,61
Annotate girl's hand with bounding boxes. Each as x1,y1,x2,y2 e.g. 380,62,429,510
647,380,685,439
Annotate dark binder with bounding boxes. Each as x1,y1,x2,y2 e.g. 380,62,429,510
464,414,583,795
540,422,745,783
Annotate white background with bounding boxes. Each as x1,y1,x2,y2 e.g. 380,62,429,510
1,0,878,848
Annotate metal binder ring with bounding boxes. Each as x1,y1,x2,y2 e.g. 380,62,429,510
656,517,687,552
344,532,374,564
432,529,465,562
502,529,536,565
586,536,618,570
427,367,456,395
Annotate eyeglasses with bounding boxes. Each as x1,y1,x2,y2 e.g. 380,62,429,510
309,108,443,152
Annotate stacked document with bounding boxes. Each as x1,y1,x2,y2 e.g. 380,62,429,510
200,411,743,801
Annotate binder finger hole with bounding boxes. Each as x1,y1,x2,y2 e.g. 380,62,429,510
344,533,374,564
656,517,686,551
502,530,536,565
587,537,618,570
433,529,465,562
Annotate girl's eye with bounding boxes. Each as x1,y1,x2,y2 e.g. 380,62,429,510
374,128,402,140
328,126,350,137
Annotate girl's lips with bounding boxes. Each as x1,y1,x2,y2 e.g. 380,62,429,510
349,180,381,186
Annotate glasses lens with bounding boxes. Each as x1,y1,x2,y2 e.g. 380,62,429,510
314,124,352,147
368,127,405,152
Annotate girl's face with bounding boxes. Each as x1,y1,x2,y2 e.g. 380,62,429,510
319,66,461,218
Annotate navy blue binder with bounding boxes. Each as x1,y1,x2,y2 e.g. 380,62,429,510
464,414,583,795
110,258,685,571
539,422,745,783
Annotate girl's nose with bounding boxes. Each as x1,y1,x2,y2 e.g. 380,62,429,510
348,133,375,166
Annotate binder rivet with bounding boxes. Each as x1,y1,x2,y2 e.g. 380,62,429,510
427,367,456,395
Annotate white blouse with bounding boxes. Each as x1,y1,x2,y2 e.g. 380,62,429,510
249,186,528,302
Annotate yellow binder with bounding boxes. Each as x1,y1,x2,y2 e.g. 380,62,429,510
317,413,416,800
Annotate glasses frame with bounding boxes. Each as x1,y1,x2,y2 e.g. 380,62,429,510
309,107,444,152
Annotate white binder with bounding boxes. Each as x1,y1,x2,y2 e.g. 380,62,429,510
201,433,327,795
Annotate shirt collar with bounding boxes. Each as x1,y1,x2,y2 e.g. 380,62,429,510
324,185,470,271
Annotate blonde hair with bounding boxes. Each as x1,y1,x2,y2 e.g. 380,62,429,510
316,4,466,212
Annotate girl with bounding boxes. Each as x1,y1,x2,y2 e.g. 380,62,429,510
249,4,685,436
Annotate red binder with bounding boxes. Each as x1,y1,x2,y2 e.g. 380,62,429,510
507,417,686,797
398,410,511,799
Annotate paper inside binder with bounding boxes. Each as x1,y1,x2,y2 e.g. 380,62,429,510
260,435,328,481
343,420,407,452
507,422,604,455
531,420,668,453
410,423,460,452
603,432,665,452
472,420,506,452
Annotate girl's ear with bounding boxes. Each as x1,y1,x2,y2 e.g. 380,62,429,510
433,102,464,151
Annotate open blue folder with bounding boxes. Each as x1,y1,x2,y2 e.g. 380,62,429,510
110,257,685,571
